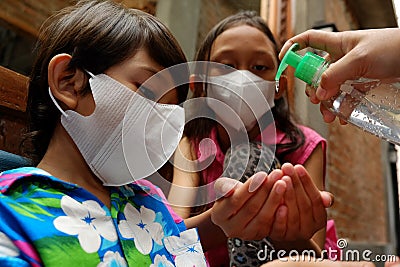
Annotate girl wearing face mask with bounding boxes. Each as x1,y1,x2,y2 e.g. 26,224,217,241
168,11,330,266
0,2,320,266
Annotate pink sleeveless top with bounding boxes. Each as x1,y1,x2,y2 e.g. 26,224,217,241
195,124,327,266
196,125,326,187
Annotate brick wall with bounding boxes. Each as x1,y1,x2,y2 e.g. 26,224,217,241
197,0,237,55
325,0,359,30
196,0,260,57
327,123,387,242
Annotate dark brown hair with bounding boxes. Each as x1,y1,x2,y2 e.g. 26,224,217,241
26,0,188,164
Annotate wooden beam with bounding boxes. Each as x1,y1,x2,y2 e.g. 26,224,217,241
0,66,29,112
0,0,158,37
0,0,70,37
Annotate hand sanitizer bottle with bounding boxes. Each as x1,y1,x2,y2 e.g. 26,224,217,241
275,43,400,145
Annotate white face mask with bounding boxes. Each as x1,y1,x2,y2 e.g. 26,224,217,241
206,70,275,131
49,73,184,186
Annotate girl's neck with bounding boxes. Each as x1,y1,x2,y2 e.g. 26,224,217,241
216,123,261,153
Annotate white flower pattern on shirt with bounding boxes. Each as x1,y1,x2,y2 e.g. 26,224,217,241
1,167,208,266
150,254,174,267
0,231,19,257
118,203,164,255
97,251,127,267
164,228,207,267
53,195,118,253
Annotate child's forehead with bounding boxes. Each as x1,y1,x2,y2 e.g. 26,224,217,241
210,26,277,62
219,25,271,40
213,25,276,51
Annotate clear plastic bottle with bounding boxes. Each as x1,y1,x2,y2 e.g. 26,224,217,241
275,43,400,145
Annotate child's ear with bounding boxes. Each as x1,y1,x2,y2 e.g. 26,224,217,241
275,75,287,99
48,53,86,111
189,74,206,97
189,74,196,92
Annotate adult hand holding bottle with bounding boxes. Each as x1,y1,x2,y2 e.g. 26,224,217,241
279,28,400,123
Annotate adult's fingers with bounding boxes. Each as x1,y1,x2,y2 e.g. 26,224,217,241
317,50,367,100
279,30,361,101
279,29,346,60
306,85,320,104
320,104,337,123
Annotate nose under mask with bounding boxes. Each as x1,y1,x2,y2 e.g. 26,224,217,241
206,70,275,131
49,72,185,186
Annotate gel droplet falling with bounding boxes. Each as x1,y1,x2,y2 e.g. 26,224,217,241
275,80,279,92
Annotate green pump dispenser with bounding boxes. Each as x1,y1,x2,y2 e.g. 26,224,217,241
275,43,400,147
275,43,327,87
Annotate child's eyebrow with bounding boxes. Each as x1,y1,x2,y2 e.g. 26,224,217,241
252,50,276,57
210,48,235,58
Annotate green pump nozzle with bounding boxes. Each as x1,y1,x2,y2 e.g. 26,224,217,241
275,43,327,91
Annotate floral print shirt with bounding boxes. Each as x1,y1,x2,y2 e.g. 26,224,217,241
0,167,207,267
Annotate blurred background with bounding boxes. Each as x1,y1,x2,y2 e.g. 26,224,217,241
0,1,399,265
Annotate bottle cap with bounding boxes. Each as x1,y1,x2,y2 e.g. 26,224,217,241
275,43,326,85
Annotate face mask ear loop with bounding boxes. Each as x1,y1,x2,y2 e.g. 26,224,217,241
84,69,95,79
48,70,96,117
48,87,68,117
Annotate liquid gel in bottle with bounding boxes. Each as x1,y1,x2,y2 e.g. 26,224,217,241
275,43,400,145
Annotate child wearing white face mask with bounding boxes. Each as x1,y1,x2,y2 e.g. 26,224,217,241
168,11,332,266
0,2,333,266
0,1,202,266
